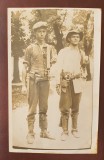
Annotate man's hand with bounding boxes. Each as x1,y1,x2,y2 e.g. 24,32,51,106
84,56,89,64
74,73,81,79
56,84,61,95
51,57,57,64
21,85,27,95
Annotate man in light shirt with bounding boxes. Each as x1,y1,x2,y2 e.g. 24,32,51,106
56,29,88,141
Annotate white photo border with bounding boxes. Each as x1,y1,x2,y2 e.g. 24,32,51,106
8,7,101,154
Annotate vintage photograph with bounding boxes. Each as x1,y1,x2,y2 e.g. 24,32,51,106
8,8,101,153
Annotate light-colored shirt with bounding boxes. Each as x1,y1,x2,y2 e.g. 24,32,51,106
56,46,85,84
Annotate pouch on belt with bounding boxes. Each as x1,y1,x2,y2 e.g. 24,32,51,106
60,79,68,93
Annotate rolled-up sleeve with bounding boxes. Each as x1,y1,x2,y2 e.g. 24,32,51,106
80,50,89,65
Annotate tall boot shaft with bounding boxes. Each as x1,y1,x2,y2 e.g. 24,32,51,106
28,120,34,133
27,120,35,144
71,115,80,138
39,114,47,131
61,115,69,131
71,115,78,130
72,118,77,130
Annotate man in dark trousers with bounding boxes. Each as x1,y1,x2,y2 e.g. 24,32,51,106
22,21,57,144
56,29,88,141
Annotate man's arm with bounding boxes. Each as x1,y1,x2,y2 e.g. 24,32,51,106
21,45,31,94
80,50,89,79
55,50,63,95
22,63,27,86
50,46,57,64
55,50,63,84
21,63,28,94
80,50,89,65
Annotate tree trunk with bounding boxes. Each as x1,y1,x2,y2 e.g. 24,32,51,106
53,23,64,53
84,13,92,81
84,39,92,81
12,55,21,83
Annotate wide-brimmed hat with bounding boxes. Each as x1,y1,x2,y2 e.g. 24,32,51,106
66,29,83,42
33,21,47,31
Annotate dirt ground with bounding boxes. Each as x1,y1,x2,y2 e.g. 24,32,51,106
10,80,93,152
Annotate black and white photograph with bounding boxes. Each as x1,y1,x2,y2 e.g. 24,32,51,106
8,8,101,153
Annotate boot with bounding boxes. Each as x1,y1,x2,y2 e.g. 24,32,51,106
61,115,69,141
61,131,69,141
39,114,47,131
27,121,35,144
39,114,55,140
40,130,55,140
26,132,35,144
71,129,80,138
71,115,80,138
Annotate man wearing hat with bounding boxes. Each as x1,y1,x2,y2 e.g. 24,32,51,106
22,21,57,144
56,29,88,141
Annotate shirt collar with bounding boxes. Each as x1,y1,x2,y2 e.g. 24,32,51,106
34,41,48,48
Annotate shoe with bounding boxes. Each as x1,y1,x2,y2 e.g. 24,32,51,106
61,131,69,141
71,130,80,138
26,132,35,144
40,131,55,140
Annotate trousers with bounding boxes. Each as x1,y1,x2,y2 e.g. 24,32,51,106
59,80,82,131
27,78,50,132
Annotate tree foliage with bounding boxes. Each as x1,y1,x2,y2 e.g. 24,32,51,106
72,9,94,80
11,11,27,82
11,9,94,82
11,11,26,57
72,10,94,55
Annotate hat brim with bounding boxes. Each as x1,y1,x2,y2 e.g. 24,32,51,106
33,26,47,31
33,21,47,31
66,31,83,42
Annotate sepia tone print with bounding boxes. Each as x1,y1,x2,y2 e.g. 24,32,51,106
8,8,101,154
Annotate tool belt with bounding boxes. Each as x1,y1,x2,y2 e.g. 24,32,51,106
61,71,81,80
60,72,70,90
60,72,81,89
29,69,50,83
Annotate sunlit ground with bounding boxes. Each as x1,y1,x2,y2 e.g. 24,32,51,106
11,80,93,151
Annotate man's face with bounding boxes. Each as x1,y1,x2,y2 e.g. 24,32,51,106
35,28,47,41
69,33,80,46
